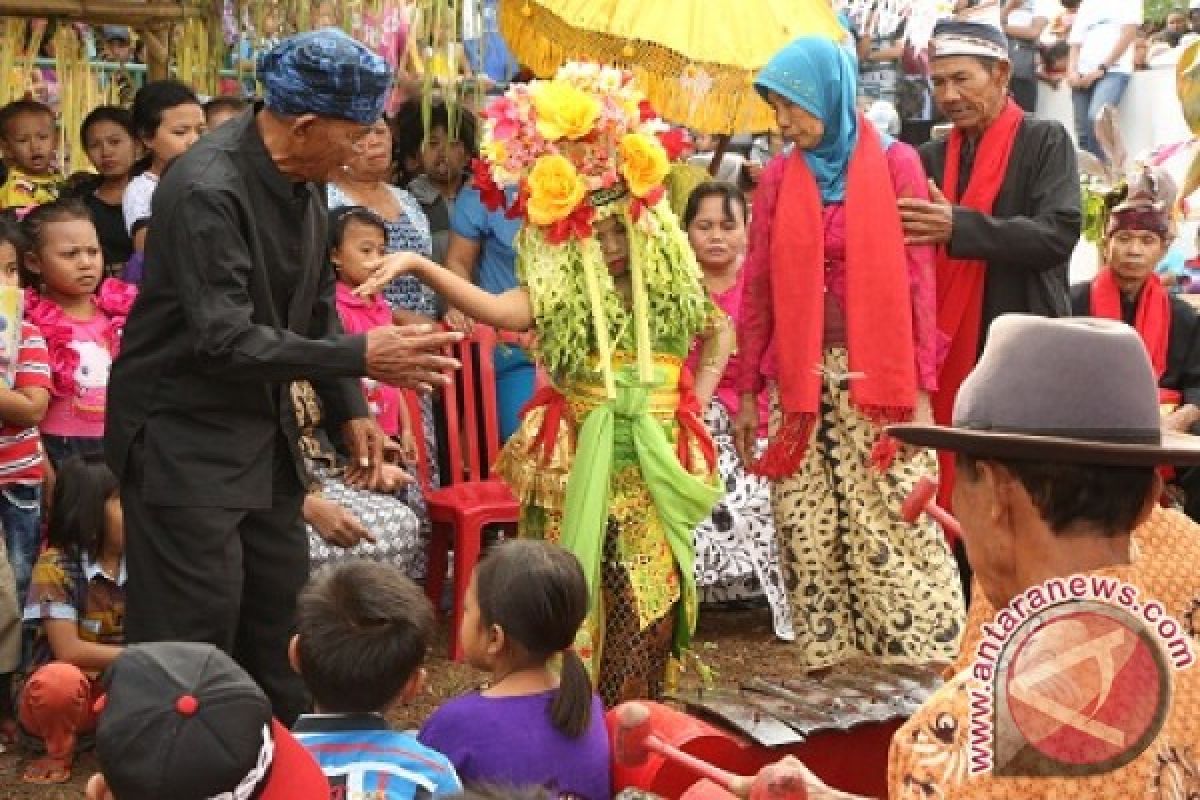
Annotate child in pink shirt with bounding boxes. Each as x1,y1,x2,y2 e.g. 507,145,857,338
20,200,135,466
329,206,419,458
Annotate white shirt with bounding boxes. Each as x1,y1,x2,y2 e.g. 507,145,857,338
122,170,158,235
1006,0,1058,30
1069,0,1143,74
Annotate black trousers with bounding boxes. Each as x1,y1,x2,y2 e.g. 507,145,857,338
122,441,309,724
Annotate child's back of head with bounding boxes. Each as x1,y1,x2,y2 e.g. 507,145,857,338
473,540,592,737
294,561,434,713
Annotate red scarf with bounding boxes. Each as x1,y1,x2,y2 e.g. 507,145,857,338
1090,269,1177,404
751,118,916,479
932,99,1024,513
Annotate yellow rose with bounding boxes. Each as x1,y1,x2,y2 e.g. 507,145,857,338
533,80,601,141
527,155,587,225
619,133,669,198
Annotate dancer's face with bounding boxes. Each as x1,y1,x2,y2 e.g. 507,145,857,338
595,215,630,277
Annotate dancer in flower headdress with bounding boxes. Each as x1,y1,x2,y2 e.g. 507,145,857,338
361,62,733,705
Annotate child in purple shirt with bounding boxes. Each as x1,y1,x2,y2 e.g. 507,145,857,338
419,541,611,800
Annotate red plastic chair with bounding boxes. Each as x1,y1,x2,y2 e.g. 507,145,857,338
423,324,520,660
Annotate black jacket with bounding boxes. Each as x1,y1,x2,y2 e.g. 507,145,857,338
105,109,367,508
920,115,1081,345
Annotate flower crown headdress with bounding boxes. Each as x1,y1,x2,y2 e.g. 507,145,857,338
472,62,688,245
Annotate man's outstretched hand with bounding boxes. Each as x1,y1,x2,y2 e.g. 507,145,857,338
365,324,463,392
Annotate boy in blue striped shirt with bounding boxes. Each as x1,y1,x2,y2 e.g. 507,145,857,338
290,562,462,799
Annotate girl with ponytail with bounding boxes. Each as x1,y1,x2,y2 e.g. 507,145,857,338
419,540,611,800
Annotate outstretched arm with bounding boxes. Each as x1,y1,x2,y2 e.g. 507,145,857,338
360,251,535,333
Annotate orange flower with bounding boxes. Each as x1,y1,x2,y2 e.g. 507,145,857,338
619,133,669,198
526,155,587,226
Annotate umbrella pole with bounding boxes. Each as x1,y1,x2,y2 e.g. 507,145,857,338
707,134,730,177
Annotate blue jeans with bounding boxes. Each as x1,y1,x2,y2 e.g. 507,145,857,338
1072,71,1131,160
0,484,42,617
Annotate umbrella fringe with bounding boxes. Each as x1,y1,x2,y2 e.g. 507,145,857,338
499,0,776,135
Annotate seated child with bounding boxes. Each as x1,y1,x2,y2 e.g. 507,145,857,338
84,641,329,800
21,200,135,465
290,561,462,799
19,455,124,785
419,541,612,800
0,100,60,212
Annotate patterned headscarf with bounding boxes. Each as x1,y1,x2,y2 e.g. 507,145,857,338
755,36,859,203
258,28,392,125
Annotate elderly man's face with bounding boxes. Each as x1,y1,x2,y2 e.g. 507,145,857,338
931,55,1011,137
293,116,373,181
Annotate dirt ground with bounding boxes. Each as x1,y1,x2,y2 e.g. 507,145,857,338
0,606,785,799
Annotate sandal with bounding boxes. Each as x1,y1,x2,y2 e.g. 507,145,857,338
22,754,74,784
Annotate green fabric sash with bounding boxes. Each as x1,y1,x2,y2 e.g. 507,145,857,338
559,368,721,655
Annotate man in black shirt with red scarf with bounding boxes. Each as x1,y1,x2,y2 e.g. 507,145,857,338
1070,170,1200,518
898,19,1081,591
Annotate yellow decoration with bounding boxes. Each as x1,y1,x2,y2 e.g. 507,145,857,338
618,133,669,199
532,79,601,141
526,154,588,226
498,0,846,134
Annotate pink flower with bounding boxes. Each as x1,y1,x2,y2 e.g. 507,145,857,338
97,278,137,317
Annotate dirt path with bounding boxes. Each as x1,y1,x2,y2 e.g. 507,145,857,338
0,607,785,798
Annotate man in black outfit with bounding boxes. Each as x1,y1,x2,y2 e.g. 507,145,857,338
897,20,1081,602
105,29,461,722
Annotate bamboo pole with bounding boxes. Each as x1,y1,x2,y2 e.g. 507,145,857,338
0,0,206,24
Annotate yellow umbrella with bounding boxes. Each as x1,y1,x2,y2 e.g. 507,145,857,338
498,0,846,134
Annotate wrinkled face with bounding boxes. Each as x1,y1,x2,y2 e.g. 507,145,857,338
28,219,104,299
687,195,746,272
595,214,631,277
931,56,1010,136
294,115,374,183
84,119,137,179
421,125,469,187
331,217,388,290
344,118,393,181
144,103,206,168
1106,228,1168,290
0,242,19,288
766,91,824,150
1,111,56,175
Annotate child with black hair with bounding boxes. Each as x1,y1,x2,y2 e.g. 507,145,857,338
69,106,139,275
290,561,462,799
0,100,60,212
21,200,136,465
123,80,205,255
0,215,50,753
419,541,611,800
19,454,125,784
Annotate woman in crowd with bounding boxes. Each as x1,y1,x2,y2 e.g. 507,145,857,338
327,116,442,487
683,182,790,639
69,106,138,277
736,37,963,670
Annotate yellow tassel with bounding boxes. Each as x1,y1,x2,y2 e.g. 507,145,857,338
579,246,617,399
